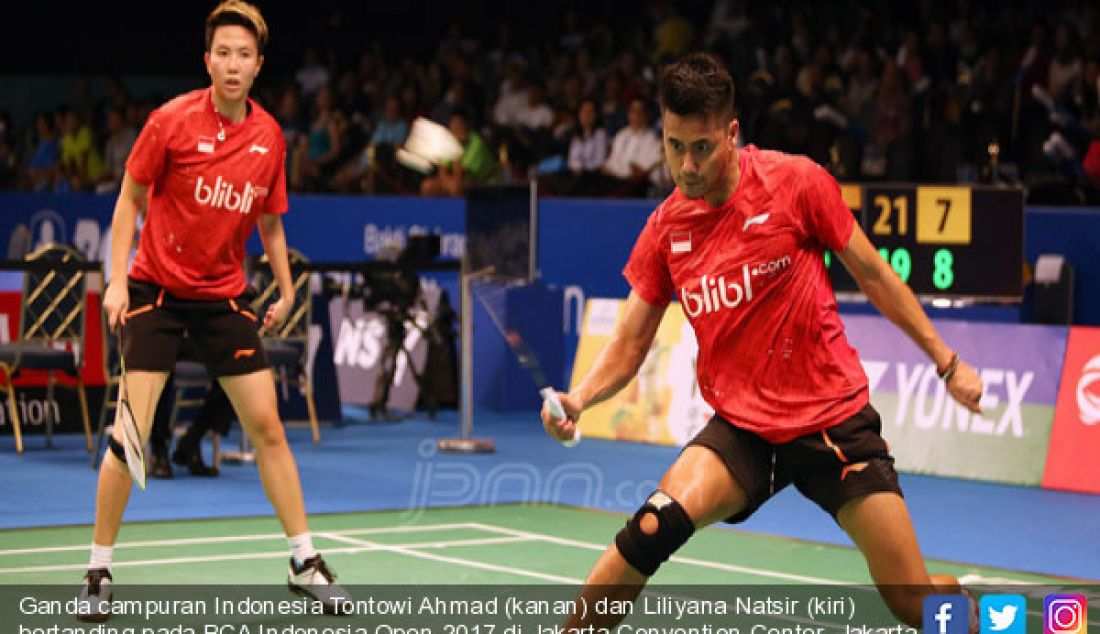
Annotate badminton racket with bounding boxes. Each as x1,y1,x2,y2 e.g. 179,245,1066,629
115,325,146,489
472,282,580,447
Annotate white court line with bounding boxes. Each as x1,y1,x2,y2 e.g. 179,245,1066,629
471,522,849,585
1,515,1047,587
320,532,583,584
0,535,532,575
0,522,480,557
350,528,848,634
0,546,372,574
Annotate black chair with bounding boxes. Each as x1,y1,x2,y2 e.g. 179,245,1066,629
165,359,222,461
250,249,320,443
0,243,93,454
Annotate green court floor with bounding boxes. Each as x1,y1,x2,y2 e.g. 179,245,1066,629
5,504,1093,634
0,504,1068,586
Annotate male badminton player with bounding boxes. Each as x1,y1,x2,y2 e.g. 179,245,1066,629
79,1,347,621
541,53,983,630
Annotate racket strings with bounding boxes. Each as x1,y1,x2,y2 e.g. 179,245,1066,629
471,281,551,389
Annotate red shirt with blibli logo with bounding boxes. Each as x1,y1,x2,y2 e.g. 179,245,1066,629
125,87,287,300
623,146,868,443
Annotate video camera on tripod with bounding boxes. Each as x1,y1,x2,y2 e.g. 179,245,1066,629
320,234,441,311
320,235,457,420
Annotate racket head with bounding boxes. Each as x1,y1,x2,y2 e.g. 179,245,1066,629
396,147,434,174
473,281,581,447
405,117,463,163
116,396,146,490
115,326,147,490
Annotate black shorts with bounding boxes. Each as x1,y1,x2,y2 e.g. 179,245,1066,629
121,279,269,377
685,403,901,523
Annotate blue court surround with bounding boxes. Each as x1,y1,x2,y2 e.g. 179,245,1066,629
1,409,1096,580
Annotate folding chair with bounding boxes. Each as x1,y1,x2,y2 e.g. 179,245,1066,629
0,243,93,454
251,249,320,443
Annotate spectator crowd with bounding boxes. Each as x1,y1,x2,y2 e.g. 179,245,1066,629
3,0,1099,204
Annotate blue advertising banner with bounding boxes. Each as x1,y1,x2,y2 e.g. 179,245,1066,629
248,194,466,262
0,193,115,288
0,192,465,267
537,197,652,386
841,314,1068,484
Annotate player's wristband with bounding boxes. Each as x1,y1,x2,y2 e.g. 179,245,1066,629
938,352,960,382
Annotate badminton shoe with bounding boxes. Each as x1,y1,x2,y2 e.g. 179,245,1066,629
76,568,112,623
288,555,350,614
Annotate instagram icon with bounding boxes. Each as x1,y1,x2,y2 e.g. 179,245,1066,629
1045,595,1087,634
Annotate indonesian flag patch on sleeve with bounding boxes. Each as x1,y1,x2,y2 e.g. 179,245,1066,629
670,231,692,254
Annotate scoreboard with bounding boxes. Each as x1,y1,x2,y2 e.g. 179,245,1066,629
824,183,1025,301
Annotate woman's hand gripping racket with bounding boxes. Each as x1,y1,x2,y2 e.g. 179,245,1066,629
473,284,581,447
115,327,147,490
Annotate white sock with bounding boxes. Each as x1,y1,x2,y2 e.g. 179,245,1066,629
89,543,113,571
288,533,317,566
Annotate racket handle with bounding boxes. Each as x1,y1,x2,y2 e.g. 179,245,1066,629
561,426,582,448
540,388,581,447
540,387,566,420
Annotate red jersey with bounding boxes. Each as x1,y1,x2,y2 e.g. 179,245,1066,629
126,87,287,299
623,146,868,443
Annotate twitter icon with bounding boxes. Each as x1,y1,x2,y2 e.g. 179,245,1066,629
981,594,1027,634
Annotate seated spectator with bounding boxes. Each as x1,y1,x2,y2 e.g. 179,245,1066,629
492,63,529,128
550,98,608,196
420,109,496,197
58,108,104,191
514,80,556,167
95,107,136,194
598,98,662,197
275,85,307,183
295,46,330,99
516,80,555,130
599,72,629,136
370,96,411,148
24,113,59,192
293,86,346,190
332,95,409,192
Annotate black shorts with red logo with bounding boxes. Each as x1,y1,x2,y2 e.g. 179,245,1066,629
121,278,269,377
685,403,902,523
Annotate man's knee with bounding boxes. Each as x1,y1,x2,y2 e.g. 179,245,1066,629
614,489,695,577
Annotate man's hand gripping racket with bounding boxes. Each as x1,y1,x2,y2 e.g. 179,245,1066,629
540,388,582,447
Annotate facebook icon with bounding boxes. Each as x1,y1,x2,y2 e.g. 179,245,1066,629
924,595,971,634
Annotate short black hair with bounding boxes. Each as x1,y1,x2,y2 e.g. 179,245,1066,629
659,52,736,122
